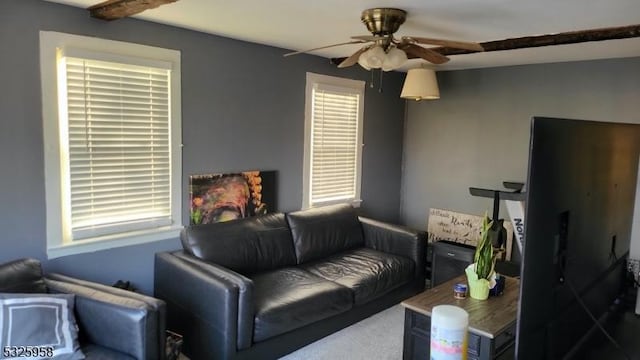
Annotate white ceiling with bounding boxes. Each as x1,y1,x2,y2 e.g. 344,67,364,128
45,0,640,71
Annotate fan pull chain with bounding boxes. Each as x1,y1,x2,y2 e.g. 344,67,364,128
370,70,374,89
378,69,383,93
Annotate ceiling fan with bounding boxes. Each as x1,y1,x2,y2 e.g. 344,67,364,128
284,8,484,71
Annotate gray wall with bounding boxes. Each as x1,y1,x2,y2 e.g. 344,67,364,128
400,57,640,258
0,0,406,294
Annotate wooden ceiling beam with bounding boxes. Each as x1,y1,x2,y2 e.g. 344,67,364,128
330,24,640,65
89,0,178,21
437,24,640,56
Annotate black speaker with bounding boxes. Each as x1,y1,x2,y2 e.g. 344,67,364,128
431,241,475,287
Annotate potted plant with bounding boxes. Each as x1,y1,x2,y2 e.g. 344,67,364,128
465,215,499,300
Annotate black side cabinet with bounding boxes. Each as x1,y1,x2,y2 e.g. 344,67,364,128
430,241,475,287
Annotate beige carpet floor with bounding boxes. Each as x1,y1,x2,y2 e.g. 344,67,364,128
175,304,404,359
279,304,404,360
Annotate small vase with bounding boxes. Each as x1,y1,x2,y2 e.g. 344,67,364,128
464,264,492,300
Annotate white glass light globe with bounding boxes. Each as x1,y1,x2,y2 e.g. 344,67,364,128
365,46,385,68
358,52,372,70
384,47,408,70
382,59,395,72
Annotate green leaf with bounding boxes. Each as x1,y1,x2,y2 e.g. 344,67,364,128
474,213,495,279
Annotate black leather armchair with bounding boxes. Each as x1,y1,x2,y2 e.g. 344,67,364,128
0,258,166,360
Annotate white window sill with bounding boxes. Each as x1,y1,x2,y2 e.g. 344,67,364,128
307,199,363,209
47,225,182,259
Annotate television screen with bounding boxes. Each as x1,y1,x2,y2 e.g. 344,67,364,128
516,117,640,359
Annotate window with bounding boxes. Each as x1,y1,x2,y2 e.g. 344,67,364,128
303,73,365,209
40,32,182,258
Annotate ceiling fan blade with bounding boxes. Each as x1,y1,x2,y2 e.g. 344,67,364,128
399,44,450,64
351,35,386,42
403,36,484,51
337,46,370,68
283,40,367,57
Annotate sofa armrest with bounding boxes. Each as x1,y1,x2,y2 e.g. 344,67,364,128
154,251,254,359
44,277,164,360
359,217,427,281
45,273,166,358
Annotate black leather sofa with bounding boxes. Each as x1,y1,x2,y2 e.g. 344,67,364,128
0,258,166,360
155,204,426,360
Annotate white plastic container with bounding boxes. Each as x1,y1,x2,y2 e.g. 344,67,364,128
430,305,469,360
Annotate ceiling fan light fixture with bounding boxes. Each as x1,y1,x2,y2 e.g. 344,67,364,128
401,68,440,101
363,45,386,68
383,47,408,71
357,49,372,69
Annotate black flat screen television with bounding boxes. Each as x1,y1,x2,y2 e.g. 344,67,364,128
516,117,640,359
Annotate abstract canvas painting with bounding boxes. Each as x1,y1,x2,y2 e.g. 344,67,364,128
189,171,276,224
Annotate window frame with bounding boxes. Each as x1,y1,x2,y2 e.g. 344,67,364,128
40,31,182,259
302,72,365,209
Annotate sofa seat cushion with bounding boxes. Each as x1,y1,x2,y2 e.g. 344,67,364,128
251,268,352,342
301,248,415,305
82,344,135,360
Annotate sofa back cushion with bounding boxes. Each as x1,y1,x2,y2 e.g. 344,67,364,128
181,213,296,275
286,204,364,264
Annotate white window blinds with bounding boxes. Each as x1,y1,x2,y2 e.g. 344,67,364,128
309,82,363,206
62,56,172,240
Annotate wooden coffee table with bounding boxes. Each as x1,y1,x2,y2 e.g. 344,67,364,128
401,275,519,360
